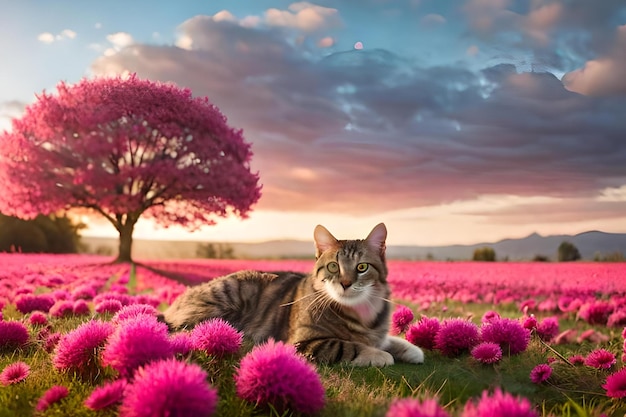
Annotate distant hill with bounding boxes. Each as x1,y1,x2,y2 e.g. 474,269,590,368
80,230,626,261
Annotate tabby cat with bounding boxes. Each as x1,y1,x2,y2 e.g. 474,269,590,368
162,223,424,367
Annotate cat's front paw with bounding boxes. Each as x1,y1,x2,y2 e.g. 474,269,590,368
383,336,425,364
352,347,394,367
401,344,424,364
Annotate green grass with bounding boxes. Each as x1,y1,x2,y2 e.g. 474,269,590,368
1,293,624,416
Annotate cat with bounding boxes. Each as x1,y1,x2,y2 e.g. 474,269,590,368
161,223,424,367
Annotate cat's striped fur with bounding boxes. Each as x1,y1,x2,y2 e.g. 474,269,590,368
162,223,424,366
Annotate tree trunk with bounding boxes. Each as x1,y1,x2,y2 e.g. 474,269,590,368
115,221,135,263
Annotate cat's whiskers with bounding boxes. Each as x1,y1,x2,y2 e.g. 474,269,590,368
279,290,322,307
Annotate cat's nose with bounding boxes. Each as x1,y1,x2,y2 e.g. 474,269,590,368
340,280,352,289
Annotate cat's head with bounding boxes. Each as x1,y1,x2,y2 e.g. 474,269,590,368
312,223,389,307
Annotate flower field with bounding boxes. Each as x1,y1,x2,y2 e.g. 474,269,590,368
1,253,625,416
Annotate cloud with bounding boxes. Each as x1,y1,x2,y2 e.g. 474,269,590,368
265,2,341,33
37,29,77,43
104,32,134,56
0,100,27,132
90,9,626,216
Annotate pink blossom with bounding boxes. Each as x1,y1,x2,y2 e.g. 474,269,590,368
235,339,325,414
603,367,626,398
0,320,29,350
49,300,74,318
190,318,243,357
71,283,97,300
96,299,123,314
120,359,217,417
170,332,194,356
519,299,536,313
481,310,501,324
112,303,158,324
85,379,128,410
584,349,616,369
461,388,538,417
568,354,586,365
36,385,69,412
607,309,626,327
471,342,503,364
391,305,415,334
536,317,559,342
522,315,537,331
386,397,450,417
72,299,91,315
28,311,48,326
434,318,480,357
0,361,30,385
406,317,440,350
102,316,173,378
577,329,609,344
44,331,62,353
577,301,613,325
480,318,530,355
53,320,114,374
530,364,552,384
14,293,55,314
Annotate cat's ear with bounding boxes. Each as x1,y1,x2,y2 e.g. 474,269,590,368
314,225,339,258
365,223,387,256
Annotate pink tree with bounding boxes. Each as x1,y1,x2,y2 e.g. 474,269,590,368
0,75,261,262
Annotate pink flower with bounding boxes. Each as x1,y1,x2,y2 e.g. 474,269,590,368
28,311,48,326
71,284,97,300
96,299,123,314
53,320,114,374
607,310,626,327
530,364,552,384
584,349,616,369
578,301,614,325
481,318,530,355
85,379,128,410
536,317,559,342
190,318,243,357
603,367,626,398
73,299,91,315
0,361,30,385
461,388,538,417
391,305,415,335
0,321,29,350
386,397,450,417
49,300,74,318
481,310,501,325
36,385,69,412
112,304,158,324
522,315,537,331
102,316,173,378
471,342,503,364
14,293,55,314
44,331,62,353
170,332,194,356
434,318,480,357
120,359,217,417
406,317,440,350
235,339,325,414
568,354,586,365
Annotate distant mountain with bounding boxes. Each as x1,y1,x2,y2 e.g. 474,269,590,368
80,230,626,261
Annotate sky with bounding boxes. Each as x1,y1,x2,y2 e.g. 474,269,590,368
1,0,626,246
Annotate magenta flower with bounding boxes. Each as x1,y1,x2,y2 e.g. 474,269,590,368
603,367,626,398
102,316,173,378
53,320,114,374
36,385,69,412
522,315,537,331
481,310,501,325
584,349,616,369
568,354,586,365
0,361,30,385
391,305,415,335
235,339,325,414
536,317,559,342
50,300,75,318
170,332,194,356
190,318,243,357
406,317,440,350
71,284,97,300
530,364,552,384
73,299,91,315
85,379,128,410
434,318,480,357
481,318,530,355
112,304,158,324
607,310,626,328
461,388,538,417
0,321,29,350
96,299,123,314
578,301,613,325
386,397,450,417
14,293,55,314
120,359,218,417
28,311,48,326
44,331,62,353
471,342,503,364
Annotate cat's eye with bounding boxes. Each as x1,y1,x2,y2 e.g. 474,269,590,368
327,262,339,273
356,263,369,273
